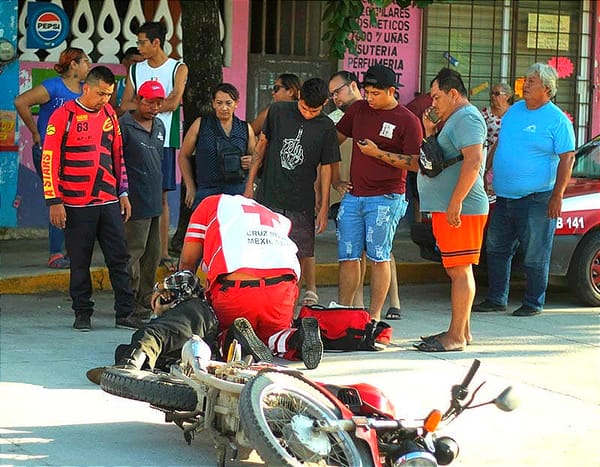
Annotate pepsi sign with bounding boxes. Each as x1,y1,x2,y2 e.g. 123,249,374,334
26,2,70,49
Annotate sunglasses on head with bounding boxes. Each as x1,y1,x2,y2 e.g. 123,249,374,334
272,84,288,93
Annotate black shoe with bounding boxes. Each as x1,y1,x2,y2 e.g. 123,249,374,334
512,305,541,317
472,299,507,312
86,366,106,385
73,314,91,331
115,314,146,330
299,317,323,370
229,318,273,363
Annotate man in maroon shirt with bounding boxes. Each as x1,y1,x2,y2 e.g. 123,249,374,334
335,65,422,321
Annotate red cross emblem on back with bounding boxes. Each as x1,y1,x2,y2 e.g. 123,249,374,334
242,203,280,227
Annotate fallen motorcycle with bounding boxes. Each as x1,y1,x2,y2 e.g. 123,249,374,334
101,337,519,466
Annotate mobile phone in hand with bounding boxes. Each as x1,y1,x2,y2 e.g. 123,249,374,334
428,108,440,124
357,139,367,145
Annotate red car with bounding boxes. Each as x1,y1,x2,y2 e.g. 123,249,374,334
411,135,600,306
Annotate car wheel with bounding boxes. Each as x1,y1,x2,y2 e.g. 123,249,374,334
567,233,600,306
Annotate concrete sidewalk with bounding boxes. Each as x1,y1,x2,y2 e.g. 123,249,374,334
0,225,448,294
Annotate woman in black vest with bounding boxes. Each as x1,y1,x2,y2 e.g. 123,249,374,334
179,83,257,209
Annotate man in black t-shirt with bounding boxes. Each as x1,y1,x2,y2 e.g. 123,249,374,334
244,78,341,305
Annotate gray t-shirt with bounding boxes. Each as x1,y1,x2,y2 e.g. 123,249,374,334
417,105,488,215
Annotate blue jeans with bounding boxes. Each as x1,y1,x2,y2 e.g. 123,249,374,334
336,193,407,262
485,191,556,310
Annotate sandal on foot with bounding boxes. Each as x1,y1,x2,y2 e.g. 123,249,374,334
420,331,446,342
421,331,472,346
159,257,177,272
413,337,464,353
385,307,402,320
301,290,319,306
48,253,70,269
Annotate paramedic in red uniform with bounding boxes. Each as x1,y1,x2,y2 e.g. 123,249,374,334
43,66,139,332
179,194,323,369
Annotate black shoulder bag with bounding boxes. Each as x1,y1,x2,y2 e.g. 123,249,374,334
210,116,247,184
418,135,463,177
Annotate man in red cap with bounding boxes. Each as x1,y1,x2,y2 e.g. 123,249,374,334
115,80,167,326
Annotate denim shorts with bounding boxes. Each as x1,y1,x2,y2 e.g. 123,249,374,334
336,193,408,262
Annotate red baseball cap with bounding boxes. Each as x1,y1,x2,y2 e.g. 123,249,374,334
138,80,165,99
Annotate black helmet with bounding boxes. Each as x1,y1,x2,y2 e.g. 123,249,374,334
155,270,203,306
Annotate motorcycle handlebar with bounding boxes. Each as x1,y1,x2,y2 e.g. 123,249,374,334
461,359,481,388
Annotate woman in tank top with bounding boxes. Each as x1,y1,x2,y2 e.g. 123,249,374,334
14,48,91,269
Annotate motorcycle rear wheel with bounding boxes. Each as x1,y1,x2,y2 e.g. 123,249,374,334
239,372,374,467
101,367,197,411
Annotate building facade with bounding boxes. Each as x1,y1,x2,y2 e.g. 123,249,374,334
1,0,598,229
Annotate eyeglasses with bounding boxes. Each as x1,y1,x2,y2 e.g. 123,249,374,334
329,82,350,98
135,39,150,46
272,84,288,93
490,91,507,96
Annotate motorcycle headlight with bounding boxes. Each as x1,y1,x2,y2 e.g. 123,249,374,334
433,436,459,465
393,451,438,466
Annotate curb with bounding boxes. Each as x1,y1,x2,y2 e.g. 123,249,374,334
0,262,447,295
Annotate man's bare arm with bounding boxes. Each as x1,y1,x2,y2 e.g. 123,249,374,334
243,133,268,198
356,138,419,171
161,63,188,112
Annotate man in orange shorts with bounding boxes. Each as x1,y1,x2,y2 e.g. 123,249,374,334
354,68,488,352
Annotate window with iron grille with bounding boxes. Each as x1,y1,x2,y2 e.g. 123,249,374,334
250,0,328,57
423,0,592,142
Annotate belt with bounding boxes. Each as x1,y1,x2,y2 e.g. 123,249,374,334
217,274,295,289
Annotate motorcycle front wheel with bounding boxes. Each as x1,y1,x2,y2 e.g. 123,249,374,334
101,367,197,411
239,371,374,467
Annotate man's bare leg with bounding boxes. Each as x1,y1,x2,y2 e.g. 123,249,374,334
338,259,361,306
368,260,391,321
300,256,318,303
352,252,367,307
436,264,474,349
388,253,400,309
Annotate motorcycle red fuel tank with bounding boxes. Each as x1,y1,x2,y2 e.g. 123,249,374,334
347,382,398,418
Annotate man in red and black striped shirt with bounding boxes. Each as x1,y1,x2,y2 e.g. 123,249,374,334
43,66,141,332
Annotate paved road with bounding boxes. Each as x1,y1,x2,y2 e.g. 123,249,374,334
1,285,599,466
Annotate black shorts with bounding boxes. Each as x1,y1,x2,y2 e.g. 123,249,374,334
272,208,315,258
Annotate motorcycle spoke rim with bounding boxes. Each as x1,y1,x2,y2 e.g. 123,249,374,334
261,390,357,466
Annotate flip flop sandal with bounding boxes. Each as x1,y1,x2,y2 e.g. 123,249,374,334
301,290,319,306
421,332,472,346
385,307,402,320
48,254,70,269
413,338,464,353
420,331,446,342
